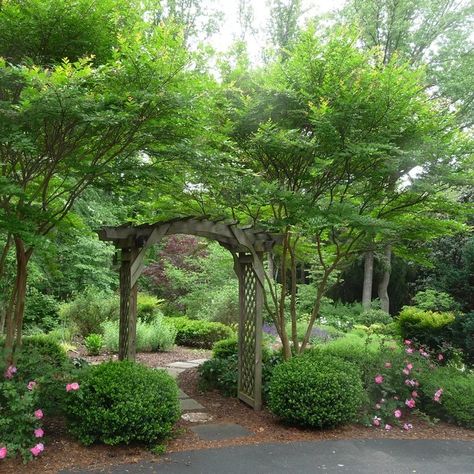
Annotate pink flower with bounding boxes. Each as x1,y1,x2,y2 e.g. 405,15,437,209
30,443,44,457
434,388,443,402
384,424,392,431
402,368,410,375
66,382,80,392
411,391,418,398
372,416,381,427
405,379,416,387
34,409,43,419
34,428,44,438
403,423,413,431
374,375,384,384
27,381,37,391
4,365,17,379
438,354,444,361
405,398,416,409
0,447,6,459
406,348,414,354
420,350,429,358
384,362,392,368
394,409,402,418
406,363,413,370
404,339,412,345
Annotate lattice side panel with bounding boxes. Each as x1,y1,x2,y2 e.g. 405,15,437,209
238,259,258,403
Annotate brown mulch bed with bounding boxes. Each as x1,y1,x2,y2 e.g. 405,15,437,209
70,343,211,366
3,356,473,473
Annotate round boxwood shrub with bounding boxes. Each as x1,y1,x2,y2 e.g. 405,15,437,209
65,361,180,445
268,354,364,428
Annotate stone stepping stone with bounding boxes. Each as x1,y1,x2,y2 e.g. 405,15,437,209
180,398,205,411
187,358,209,365
167,361,201,369
190,423,252,441
181,412,213,423
178,389,188,399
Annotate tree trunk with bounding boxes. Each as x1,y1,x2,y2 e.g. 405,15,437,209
378,245,392,313
362,250,374,311
289,240,299,351
4,236,31,362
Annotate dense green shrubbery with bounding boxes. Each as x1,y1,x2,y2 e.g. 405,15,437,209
24,288,60,332
84,333,104,356
413,289,460,313
398,307,455,350
167,317,234,348
59,287,119,336
268,354,364,428
64,361,180,445
102,318,176,353
449,312,474,366
418,367,474,429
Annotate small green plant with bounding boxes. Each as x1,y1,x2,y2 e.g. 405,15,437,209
357,309,392,327
84,333,104,356
268,354,365,428
137,293,165,323
64,361,180,445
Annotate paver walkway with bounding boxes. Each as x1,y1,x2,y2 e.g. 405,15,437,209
64,439,474,473
157,359,208,414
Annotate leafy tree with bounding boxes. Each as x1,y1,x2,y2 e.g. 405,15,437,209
0,22,198,358
222,25,467,357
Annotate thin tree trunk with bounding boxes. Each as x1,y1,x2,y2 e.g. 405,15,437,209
288,239,299,352
378,245,392,313
362,250,374,311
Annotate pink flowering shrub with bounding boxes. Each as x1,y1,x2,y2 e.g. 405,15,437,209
366,341,434,429
0,366,45,462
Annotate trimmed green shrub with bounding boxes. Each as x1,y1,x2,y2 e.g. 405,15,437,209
357,309,392,327
102,318,176,353
419,367,474,429
59,287,119,336
398,307,455,350
268,354,364,428
64,361,180,445
212,336,238,359
167,317,234,349
20,334,69,367
84,333,104,356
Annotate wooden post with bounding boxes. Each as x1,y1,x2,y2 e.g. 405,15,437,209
118,247,138,361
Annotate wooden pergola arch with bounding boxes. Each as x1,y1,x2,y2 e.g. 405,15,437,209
99,216,281,410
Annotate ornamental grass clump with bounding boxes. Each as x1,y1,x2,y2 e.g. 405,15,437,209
64,361,180,446
268,354,365,428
